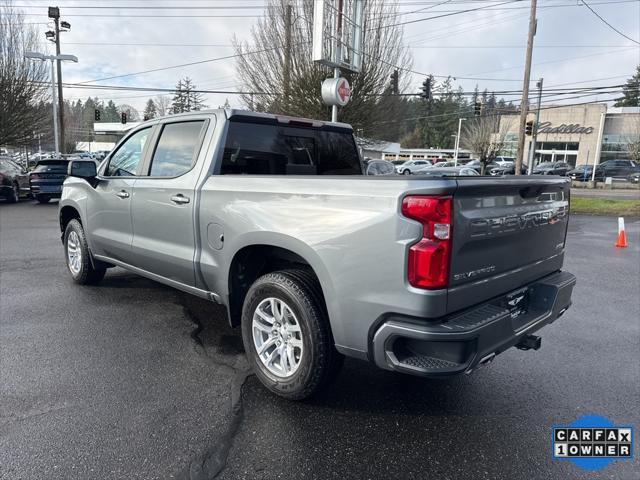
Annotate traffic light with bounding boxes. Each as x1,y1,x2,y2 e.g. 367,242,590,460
143,115,150,121
474,101,482,116
525,120,534,135
421,78,431,100
390,69,399,95
120,112,127,124
94,109,101,122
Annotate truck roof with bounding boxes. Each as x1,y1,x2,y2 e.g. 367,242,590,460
144,108,353,132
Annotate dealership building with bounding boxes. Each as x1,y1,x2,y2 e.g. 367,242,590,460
499,104,639,167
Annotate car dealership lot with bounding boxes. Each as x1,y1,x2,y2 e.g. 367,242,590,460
1,201,638,479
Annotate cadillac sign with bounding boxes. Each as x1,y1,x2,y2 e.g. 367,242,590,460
536,122,594,134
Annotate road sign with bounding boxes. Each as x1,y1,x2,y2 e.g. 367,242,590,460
321,77,351,107
312,0,364,73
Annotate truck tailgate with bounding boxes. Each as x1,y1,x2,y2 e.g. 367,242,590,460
447,177,570,313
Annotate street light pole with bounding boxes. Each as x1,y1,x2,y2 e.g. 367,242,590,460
24,51,78,157
453,118,466,166
527,77,543,174
49,58,60,155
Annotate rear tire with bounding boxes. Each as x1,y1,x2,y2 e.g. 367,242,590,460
241,270,343,400
64,219,106,285
36,195,50,204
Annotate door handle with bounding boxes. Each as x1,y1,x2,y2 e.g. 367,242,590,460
171,194,190,204
116,190,130,199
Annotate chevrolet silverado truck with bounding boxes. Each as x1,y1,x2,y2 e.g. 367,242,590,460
59,110,576,400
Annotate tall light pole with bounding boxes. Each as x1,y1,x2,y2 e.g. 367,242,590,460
24,52,78,156
453,118,466,166
527,78,543,174
46,7,71,153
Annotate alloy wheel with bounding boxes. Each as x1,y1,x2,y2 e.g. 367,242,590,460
252,297,304,377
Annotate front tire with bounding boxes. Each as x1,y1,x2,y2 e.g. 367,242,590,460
36,195,50,204
63,219,106,285
402,169,411,175
241,270,343,400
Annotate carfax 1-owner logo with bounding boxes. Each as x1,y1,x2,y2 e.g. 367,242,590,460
552,415,634,471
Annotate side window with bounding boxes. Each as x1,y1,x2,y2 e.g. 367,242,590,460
148,121,205,177
105,127,151,177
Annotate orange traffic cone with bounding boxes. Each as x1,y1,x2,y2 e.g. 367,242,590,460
615,217,628,248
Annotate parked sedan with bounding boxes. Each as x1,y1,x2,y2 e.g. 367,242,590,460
489,163,528,176
533,161,571,176
0,157,31,202
415,166,480,177
567,165,594,181
594,159,638,180
29,158,70,203
395,159,431,175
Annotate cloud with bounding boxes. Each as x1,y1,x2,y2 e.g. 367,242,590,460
20,0,639,111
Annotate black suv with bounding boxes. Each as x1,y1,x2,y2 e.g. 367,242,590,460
29,159,70,203
594,159,638,180
533,161,571,176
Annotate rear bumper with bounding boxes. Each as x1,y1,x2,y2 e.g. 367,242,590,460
371,271,576,377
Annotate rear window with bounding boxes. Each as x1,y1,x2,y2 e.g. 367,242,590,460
33,161,69,173
220,121,362,175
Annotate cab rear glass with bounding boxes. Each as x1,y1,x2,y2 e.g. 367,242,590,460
220,121,362,175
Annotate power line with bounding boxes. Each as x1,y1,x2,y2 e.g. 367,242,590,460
579,0,640,44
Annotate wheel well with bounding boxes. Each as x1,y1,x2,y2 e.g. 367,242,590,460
227,245,325,327
59,206,81,233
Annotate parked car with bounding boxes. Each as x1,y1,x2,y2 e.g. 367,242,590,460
627,171,640,184
567,165,594,181
494,156,515,166
489,163,528,176
30,158,70,203
533,162,571,176
395,159,431,175
0,157,31,202
59,109,576,400
412,161,456,175
594,159,638,180
365,159,395,175
415,166,479,177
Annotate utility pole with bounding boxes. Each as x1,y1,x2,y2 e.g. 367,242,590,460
284,4,292,112
527,77,543,174
515,0,537,175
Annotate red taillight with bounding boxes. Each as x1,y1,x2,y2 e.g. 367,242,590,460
401,195,452,290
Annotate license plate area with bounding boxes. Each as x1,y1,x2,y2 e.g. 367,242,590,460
497,287,532,330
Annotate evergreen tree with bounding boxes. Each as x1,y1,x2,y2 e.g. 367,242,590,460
614,65,640,107
143,99,157,120
104,100,119,122
171,79,185,113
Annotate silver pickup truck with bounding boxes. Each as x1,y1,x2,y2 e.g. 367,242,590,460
59,109,576,400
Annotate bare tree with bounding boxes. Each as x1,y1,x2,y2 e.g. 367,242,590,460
461,116,513,174
233,0,412,134
155,95,171,117
117,104,140,122
0,2,49,147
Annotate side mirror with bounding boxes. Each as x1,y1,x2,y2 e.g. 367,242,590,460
366,160,395,176
68,160,97,181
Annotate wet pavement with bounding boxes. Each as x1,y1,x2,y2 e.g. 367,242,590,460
1,201,638,479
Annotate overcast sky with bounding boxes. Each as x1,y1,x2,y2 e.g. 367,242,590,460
14,0,640,115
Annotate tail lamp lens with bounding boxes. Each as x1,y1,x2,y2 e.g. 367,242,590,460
401,196,452,289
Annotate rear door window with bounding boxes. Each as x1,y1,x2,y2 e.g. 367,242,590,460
148,121,206,177
220,121,361,175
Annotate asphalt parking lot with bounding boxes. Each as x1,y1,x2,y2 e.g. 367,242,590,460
1,201,639,480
